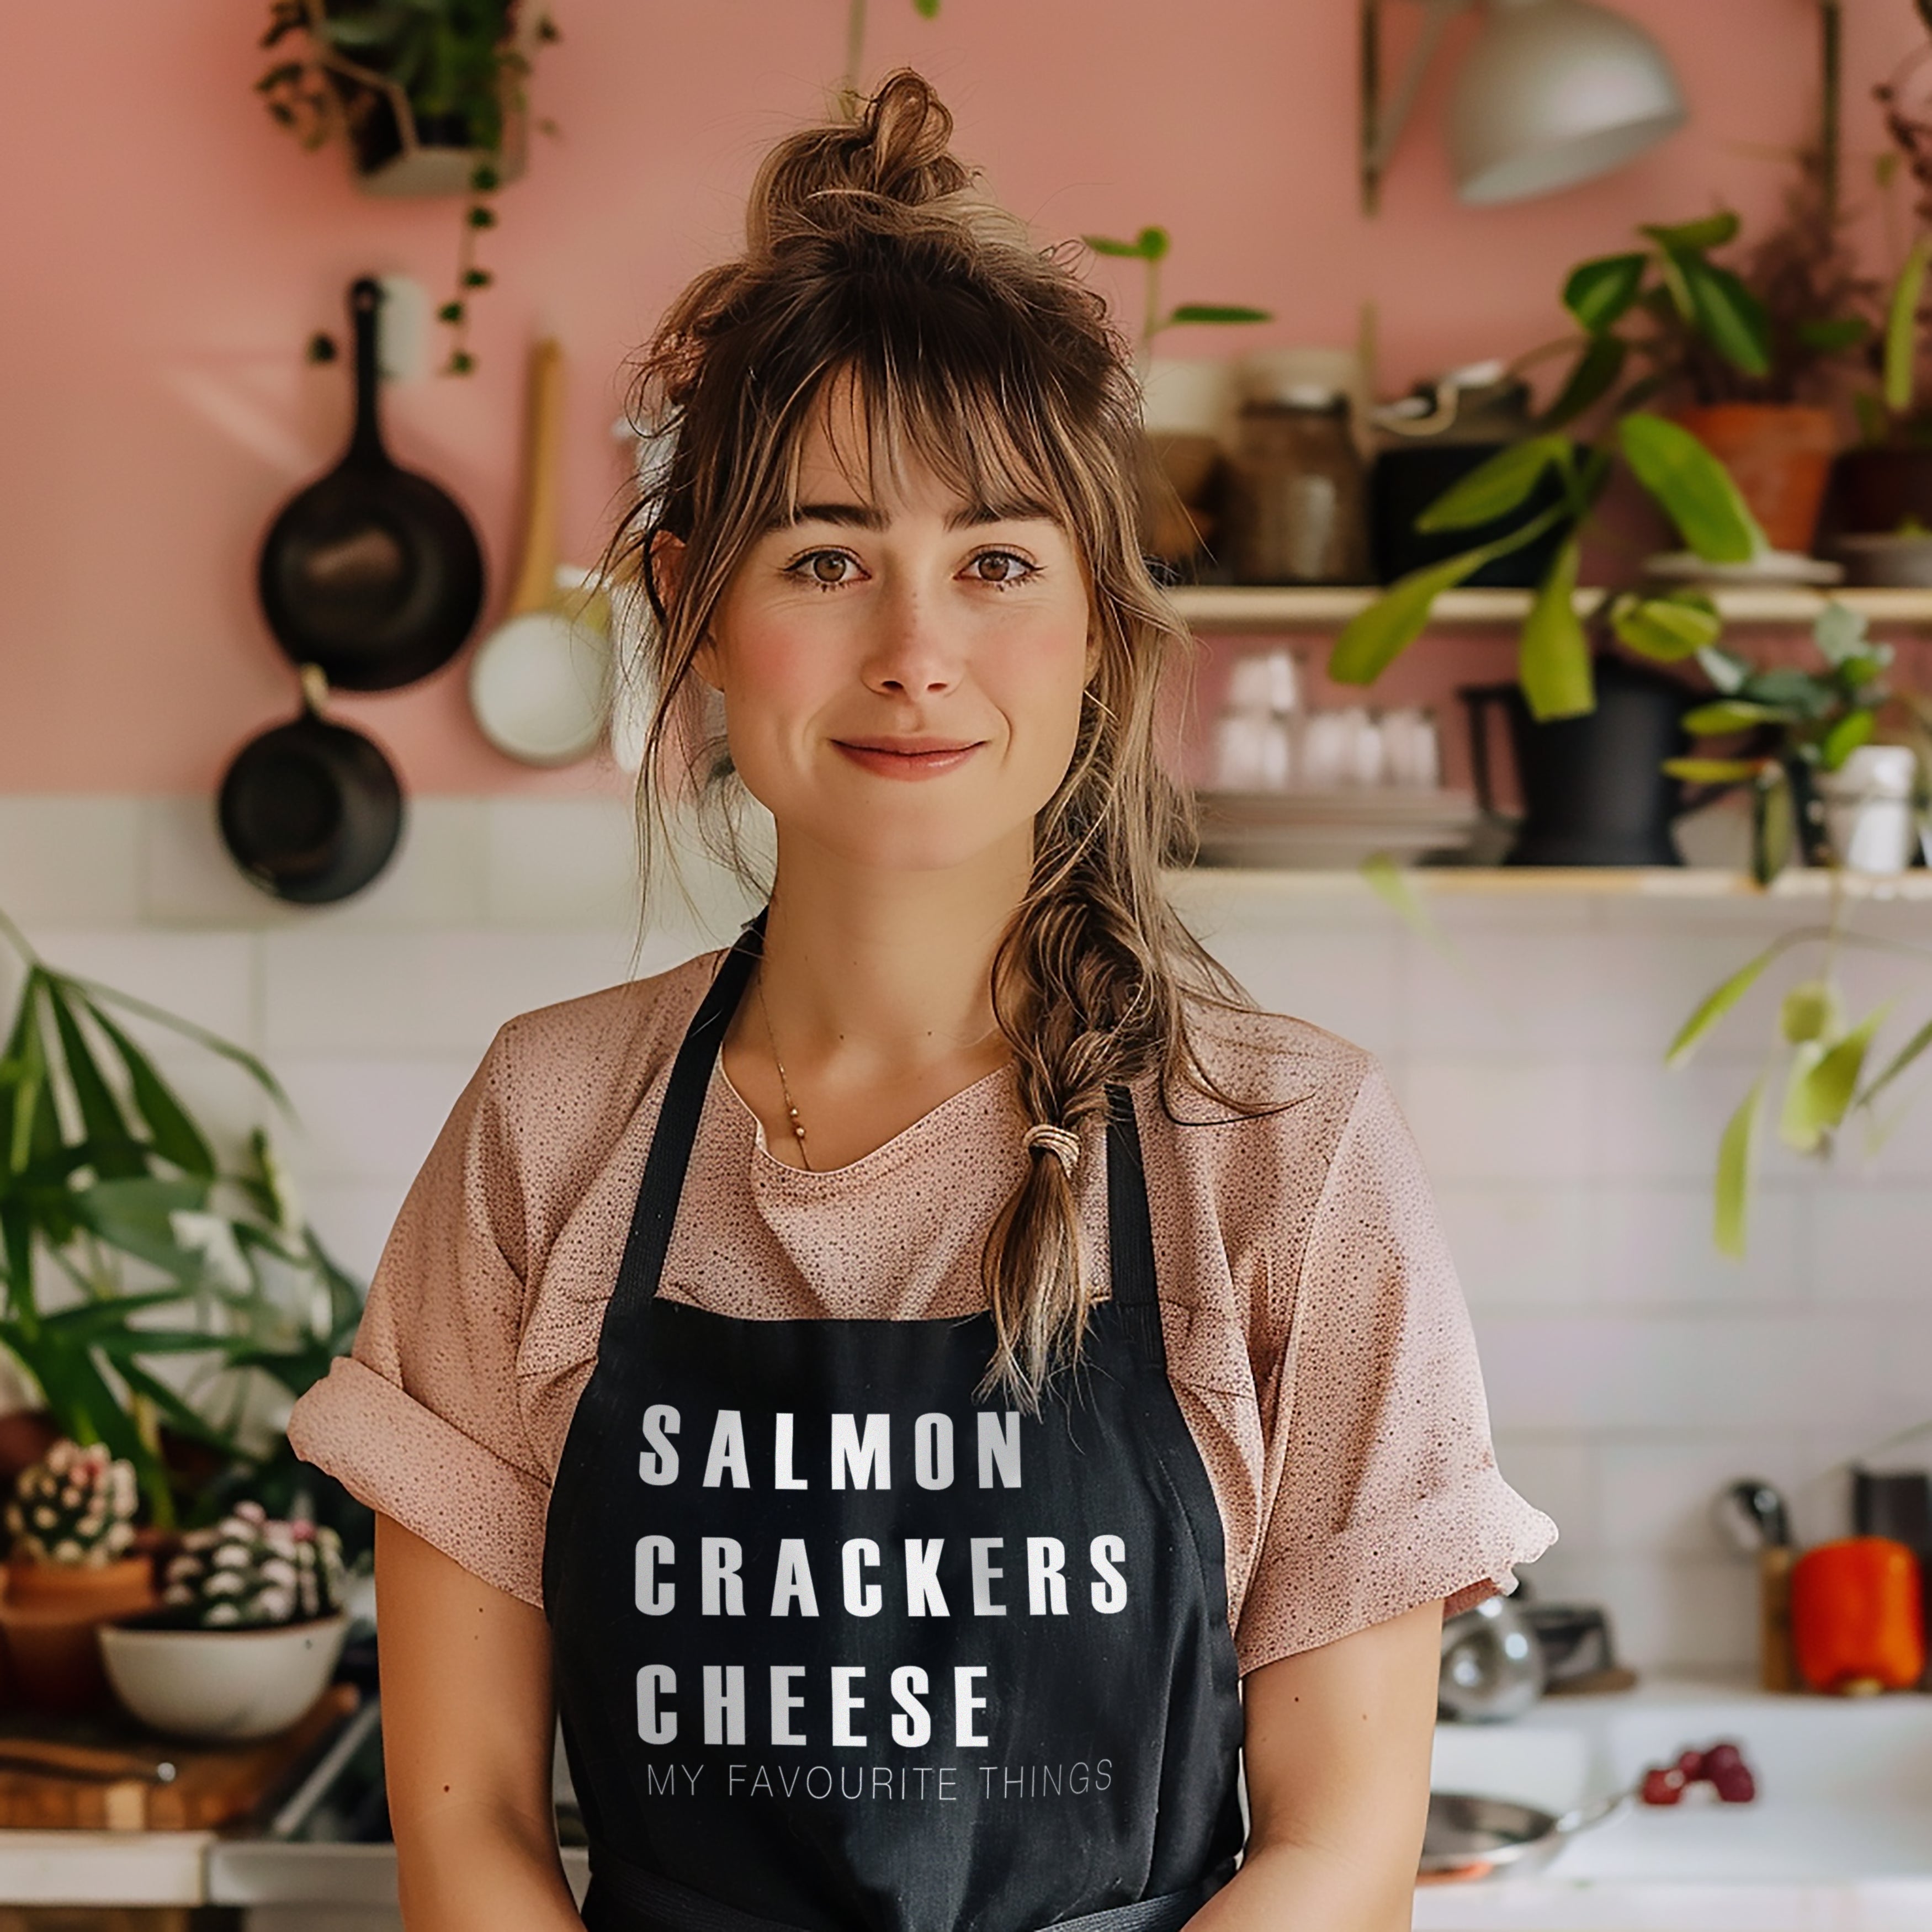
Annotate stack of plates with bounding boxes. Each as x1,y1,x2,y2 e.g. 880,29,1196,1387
1192,788,1479,870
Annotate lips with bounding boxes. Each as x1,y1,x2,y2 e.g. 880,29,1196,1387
832,736,984,780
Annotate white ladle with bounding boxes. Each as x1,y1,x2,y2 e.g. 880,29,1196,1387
468,339,612,766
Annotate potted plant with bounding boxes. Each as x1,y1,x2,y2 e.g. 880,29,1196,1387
1667,889,1932,1259
1666,603,1919,881
256,2,560,372
0,1441,153,1712
1330,213,1769,725
0,910,369,1556
100,1503,348,1742
1083,226,1272,579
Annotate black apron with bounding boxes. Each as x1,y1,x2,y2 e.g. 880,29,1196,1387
544,928,1245,1932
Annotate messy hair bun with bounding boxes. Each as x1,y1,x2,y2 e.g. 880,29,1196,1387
612,72,1243,1406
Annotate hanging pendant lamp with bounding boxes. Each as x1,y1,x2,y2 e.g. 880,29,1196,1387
1361,0,1688,210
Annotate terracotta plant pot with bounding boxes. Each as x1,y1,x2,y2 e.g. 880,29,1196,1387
1676,405,1837,555
0,1556,156,1714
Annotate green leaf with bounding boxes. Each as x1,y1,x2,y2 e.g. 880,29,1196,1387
1163,304,1270,327
1667,940,1783,1068
1680,258,1771,375
1754,767,1795,883
1415,436,1567,533
1563,252,1649,331
1612,590,1721,661
1885,236,1932,415
81,1002,215,1180
1713,1076,1763,1259
1642,211,1742,254
1135,225,1170,262
1538,334,1628,432
1781,978,1846,1045
1795,317,1870,352
1682,699,1794,735
1860,1014,1932,1110
74,981,288,1111
912,0,942,15
1619,412,1765,562
1819,708,1877,771
1519,538,1594,721
1663,756,1769,783
1082,233,1147,258
1814,601,1872,667
43,983,144,1180
1697,645,1752,694
1782,1007,1888,1151
1328,502,1565,685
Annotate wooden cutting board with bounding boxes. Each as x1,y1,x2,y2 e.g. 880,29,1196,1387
0,1683,357,1831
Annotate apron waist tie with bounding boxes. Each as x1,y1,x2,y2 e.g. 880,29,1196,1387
583,1847,1225,1932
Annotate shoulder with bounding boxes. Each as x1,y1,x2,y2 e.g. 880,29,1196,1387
471,948,726,1174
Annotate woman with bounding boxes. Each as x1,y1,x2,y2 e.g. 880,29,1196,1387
291,72,1553,1932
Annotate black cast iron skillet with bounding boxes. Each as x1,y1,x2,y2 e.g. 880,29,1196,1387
257,277,485,691
219,677,404,904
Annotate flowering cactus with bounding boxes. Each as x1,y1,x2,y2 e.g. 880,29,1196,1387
162,1502,345,1628
4,1440,139,1567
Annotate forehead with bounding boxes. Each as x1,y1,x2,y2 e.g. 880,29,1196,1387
777,366,1064,523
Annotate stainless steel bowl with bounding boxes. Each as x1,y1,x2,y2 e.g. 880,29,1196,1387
1421,1788,1625,1878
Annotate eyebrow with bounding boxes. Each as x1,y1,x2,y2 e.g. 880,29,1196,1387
772,498,1060,532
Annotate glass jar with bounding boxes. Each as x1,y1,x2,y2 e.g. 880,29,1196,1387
1226,387,1371,585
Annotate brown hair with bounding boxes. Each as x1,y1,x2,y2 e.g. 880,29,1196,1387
610,71,1245,1404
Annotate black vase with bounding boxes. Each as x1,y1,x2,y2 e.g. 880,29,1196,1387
1461,656,1703,867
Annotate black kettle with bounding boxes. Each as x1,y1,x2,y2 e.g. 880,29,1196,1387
1461,656,1713,867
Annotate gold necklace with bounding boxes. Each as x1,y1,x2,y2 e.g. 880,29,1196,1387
753,974,813,1170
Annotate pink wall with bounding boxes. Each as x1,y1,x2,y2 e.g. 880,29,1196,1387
2,0,1925,794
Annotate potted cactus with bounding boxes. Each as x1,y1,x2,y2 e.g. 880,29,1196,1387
100,1504,349,1741
0,1441,156,1712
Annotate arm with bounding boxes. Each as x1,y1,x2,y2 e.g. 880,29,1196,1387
377,1515,583,1932
1190,1599,1441,1932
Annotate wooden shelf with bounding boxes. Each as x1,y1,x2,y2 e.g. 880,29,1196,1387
1170,866,1932,899
1168,584,1932,634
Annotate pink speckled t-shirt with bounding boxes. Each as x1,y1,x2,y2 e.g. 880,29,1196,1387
290,950,1554,1675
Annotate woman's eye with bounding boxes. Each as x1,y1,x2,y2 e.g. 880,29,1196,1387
967,550,1036,585
791,550,858,587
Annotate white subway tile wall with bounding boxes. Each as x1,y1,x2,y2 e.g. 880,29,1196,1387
5,794,1930,1675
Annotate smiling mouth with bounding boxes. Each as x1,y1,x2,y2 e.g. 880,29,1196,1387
832,737,984,779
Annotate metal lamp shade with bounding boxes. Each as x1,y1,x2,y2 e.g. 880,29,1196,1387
1450,0,1687,205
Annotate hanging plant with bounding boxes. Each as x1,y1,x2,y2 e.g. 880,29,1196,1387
256,1,559,373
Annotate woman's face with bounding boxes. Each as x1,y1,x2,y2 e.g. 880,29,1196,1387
696,392,1095,878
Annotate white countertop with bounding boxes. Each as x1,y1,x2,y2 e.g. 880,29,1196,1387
1,1680,1925,1925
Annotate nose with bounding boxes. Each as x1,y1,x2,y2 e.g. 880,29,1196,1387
859,581,962,699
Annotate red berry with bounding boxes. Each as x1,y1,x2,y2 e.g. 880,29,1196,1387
1701,1742,1743,1777
1642,1766,1685,1806
1676,1748,1706,1781
1711,1764,1756,1804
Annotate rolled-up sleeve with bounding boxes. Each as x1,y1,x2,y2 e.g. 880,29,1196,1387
1234,1063,1556,1674
289,1020,552,1606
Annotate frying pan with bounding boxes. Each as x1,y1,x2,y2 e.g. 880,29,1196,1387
219,670,404,905
257,278,485,691
1420,1788,1625,1881
468,338,613,765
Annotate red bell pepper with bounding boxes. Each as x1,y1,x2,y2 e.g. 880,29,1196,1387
1789,1537,1924,1694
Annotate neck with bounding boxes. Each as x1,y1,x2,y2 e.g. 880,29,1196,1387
756,831,1031,1079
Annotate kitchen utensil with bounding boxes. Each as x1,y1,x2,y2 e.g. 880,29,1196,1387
0,1684,356,1831
1717,1479,1792,1552
218,668,404,905
100,1613,351,1743
1521,1603,1633,1695
1439,1595,1547,1723
1461,655,1724,866
258,278,485,691
1855,1468,1932,1692
1715,1478,1797,1691
469,339,613,765
1420,1787,1624,1879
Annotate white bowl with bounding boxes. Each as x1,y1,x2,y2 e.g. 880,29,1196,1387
99,1613,349,1742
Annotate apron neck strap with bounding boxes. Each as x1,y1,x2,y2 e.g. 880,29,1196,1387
606,912,1161,1327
